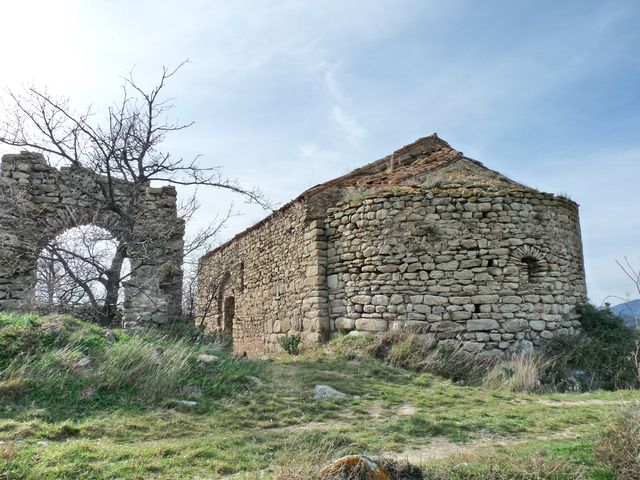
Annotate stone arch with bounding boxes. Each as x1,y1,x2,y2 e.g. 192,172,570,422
0,152,184,327
508,245,549,284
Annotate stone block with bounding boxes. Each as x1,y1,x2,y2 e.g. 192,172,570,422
471,294,499,304
423,295,448,306
335,317,355,330
467,319,500,331
372,295,389,306
449,310,472,321
431,321,464,333
529,320,546,331
462,341,484,353
503,318,529,332
352,295,371,305
355,318,388,332
390,293,404,305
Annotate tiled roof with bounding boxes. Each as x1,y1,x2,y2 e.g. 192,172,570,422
296,133,460,195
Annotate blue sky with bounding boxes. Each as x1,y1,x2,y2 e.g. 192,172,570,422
1,0,638,304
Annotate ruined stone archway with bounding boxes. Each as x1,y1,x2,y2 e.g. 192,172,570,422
0,152,184,327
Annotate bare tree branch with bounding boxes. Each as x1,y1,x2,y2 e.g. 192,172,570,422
1,62,270,325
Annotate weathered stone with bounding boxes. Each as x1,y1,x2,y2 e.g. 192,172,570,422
432,321,464,333
372,295,389,306
423,295,448,306
503,318,529,332
390,294,404,305
472,295,499,304
439,260,460,271
529,320,546,331
511,339,534,356
196,354,219,364
314,385,347,401
352,295,372,305
467,319,500,331
335,317,355,330
319,455,390,479
355,318,388,332
170,399,198,408
449,310,472,321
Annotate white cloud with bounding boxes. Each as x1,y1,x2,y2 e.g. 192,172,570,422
330,105,367,145
0,0,638,305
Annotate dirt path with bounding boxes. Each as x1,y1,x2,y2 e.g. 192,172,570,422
535,398,633,407
385,428,582,464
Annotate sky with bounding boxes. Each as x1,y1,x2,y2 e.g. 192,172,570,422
0,0,638,305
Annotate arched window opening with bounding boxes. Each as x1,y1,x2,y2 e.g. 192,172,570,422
215,271,232,328
508,245,549,287
521,256,542,283
223,296,235,334
35,225,130,326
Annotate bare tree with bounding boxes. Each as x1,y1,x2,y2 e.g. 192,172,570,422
37,245,87,306
34,225,131,324
0,62,268,325
180,198,236,322
617,257,640,298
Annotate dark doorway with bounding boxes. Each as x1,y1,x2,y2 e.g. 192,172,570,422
223,296,235,334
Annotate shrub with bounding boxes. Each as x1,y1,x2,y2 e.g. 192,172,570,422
278,333,302,355
595,403,640,479
542,304,640,390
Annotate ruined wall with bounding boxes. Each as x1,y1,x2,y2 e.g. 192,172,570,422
0,152,184,326
324,186,587,358
197,201,329,355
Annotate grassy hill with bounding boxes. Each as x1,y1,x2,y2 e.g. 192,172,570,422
0,313,638,479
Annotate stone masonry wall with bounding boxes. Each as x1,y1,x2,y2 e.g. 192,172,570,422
325,186,587,358
0,152,184,326
197,201,329,355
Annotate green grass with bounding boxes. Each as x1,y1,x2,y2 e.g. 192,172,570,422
0,313,638,478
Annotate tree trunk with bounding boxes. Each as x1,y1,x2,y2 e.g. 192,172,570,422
100,242,126,327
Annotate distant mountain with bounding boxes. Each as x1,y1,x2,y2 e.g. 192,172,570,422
611,299,640,329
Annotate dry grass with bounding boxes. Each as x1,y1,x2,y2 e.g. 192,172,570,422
0,378,27,403
95,333,200,400
595,402,640,480
483,355,545,393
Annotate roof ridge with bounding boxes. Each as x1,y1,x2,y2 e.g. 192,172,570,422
201,134,463,260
